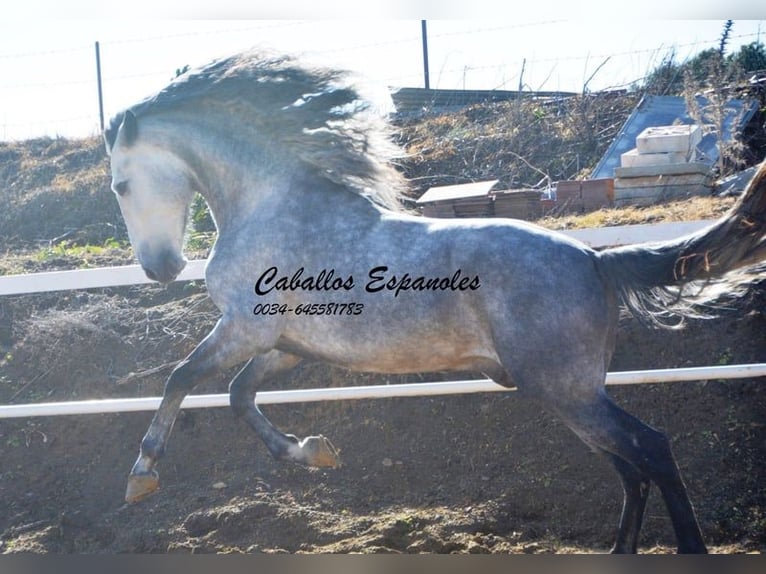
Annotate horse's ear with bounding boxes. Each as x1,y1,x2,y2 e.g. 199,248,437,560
120,110,138,146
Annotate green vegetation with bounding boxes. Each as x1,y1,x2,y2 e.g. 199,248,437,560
641,21,766,96
33,237,129,264
190,192,215,233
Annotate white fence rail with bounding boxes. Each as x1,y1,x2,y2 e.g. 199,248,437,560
1,363,764,419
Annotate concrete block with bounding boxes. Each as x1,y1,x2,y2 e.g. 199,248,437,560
613,172,711,206
614,161,711,179
620,147,695,168
613,184,707,207
636,124,702,154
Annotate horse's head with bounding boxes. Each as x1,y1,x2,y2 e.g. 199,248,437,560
104,110,195,284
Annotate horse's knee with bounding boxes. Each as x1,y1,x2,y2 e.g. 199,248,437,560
164,359,205,395
228,371,253,418
605,412,679,485
634,428,681,480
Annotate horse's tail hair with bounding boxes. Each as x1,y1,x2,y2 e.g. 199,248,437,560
596,157,766,328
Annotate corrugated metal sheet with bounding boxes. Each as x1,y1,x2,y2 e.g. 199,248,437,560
591,95,758,180
391,87,577,115
416,180,499,204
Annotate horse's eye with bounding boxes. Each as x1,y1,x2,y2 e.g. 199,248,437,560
113,181,130,196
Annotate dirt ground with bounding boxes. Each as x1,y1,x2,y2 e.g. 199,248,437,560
0,268,764,554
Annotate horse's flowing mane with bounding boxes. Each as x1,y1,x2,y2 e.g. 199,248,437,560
106,49,409,211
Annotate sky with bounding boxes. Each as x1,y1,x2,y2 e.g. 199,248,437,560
1,2,765,141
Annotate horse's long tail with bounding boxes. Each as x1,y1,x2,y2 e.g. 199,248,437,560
596,157,766,327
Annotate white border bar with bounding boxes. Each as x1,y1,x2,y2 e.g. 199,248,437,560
1,363,763,419
0,259,208,296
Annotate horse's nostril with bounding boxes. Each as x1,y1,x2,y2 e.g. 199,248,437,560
141,256,185,284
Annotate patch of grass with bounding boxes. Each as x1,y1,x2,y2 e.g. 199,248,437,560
5,434,22,448
34,238,130,265
186,231,216,253
536,195,737,230
716,348,733,366
0,238,133,276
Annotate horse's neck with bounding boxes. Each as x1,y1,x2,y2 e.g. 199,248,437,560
162,118,386,236
200,174,279,232
149,116,273,232
189,150,291,233
201,168,383,238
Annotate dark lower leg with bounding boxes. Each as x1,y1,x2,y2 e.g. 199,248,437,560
126,359,214,501
645,444,707,553
608,454,650,554
603,400,707,554
559,393,706,554
126,319,254,503
229,351,340,467
230,359,302,460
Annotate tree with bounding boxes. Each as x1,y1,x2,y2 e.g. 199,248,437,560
641,21,764,96
718,20,734,56
682,21,748,176
173,65,190,80
729,41,766,74
685,49,724,85
642,50,683,95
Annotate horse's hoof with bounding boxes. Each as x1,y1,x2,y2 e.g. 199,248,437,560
125,471,160,503
298,435,341,468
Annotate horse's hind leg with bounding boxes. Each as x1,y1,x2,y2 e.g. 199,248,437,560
126,318,255,503
559,391,706,553
229,350,340,468
606,453,650,553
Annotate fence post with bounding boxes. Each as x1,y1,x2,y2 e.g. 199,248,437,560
421,20,430,90
95,41,104,132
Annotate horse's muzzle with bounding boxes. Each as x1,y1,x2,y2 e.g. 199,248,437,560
141,252,187,285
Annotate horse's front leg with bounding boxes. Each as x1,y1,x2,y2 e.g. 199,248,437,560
126,318,254,503
229,350,340,468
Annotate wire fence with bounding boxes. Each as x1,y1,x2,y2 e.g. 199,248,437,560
1,21,763,141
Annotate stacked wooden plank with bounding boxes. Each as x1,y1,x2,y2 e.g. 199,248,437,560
493,190,543,220
554,179,614,213
416,180,545,221
416,180,497,219
420,202,458,218
420,180,613,219
451,197,494,218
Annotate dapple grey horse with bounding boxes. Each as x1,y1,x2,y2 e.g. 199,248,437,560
104,49,766,553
